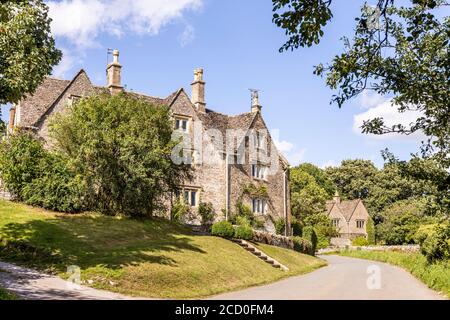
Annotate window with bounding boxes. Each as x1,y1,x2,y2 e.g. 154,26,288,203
252,164,268,180
254,132,266,150
356,220,365,228
175,118,189,132
332,219,340,228
175,188,197,207
252,198,267,214
69,95,82,106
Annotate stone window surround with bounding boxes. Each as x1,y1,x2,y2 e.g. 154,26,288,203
252,198,267,215
174,186,200,207
252,163,268,181
356,219,365,229
173,114,192,133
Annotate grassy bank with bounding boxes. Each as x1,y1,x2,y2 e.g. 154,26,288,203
0,200,325,299
0,286,17,300
339,250,449,298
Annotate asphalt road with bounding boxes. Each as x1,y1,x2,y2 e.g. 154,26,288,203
211,255,445,300
1,255,445,300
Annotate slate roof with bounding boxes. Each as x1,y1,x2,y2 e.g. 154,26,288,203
325,199,361,221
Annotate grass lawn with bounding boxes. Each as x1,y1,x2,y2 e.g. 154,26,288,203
0,286,17,300
338,250,449,298
0,200,325,299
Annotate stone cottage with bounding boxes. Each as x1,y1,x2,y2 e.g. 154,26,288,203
325,192,369,239
7,50,291,235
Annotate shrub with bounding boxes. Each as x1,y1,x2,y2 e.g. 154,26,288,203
22,153,86,212
0,132,45,199
211,221,234,238
275,218,285,235
235,202,256,226
292,236,313,255
171,200,190,223
198,202,214,226
291,217,302,236
352,237,369,246
420,223,450,263
302,226,318,254
235,215,250,227
234,225,253,240
49,94,191,216
367,217,376,244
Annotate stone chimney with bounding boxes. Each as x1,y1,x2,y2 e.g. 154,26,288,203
106,49,123,95
191,68,206,113
8,106,16,134
250,89,262,113
333,191,341,204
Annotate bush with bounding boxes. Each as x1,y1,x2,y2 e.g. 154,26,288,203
302,226,318,254
235,215,250,227
0,132,86,212
291,217,302,236
0,132,45,199
22,153,86,212
420,223,450,263
234,225,253,240
198,202,214,226
171,200,190,222
275,218,285,235
292,236,313,255
211,221,234,238
352,237,369,246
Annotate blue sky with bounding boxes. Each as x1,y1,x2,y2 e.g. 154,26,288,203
2,0,426,168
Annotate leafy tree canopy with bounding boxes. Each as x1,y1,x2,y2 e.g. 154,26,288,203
49,94,191,217
273,0,450,166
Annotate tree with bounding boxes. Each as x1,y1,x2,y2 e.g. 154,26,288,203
0,1,61,105
49,94,191,217
296,163,336,197
273,0,450,167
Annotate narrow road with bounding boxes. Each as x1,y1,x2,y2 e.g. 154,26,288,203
1,255,445,300
211,255,445,300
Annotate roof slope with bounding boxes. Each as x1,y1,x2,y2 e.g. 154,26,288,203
326,199,361,221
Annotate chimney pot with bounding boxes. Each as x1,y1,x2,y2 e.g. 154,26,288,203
191,68,206,113
250,89,262,113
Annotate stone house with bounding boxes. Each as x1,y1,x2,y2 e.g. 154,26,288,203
325,192,369,239
7,50,291,235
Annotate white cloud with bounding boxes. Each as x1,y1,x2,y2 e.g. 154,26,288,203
353,95,425,142
179,24,195,47
358,90,387,109
52,47,83,78
320,160,336,169
47,0,202,47
287,149,307,166
274,139,294,153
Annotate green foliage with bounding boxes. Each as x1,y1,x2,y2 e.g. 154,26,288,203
0,131,45,199
0,132,86,212
211,221,235,239
49,94,190,216
273,0,450,166
292,236,313,255
290,168,328,218
275,217,286,235
21,153,86,212
234,201,257,227
295,163,336,197
0,0,62,105
291,217,302,236
366,217,375,245
235,215,251,227
376,199,433,245
198,202,214,226
0,120,6,137
234,225,253,240
302,226,317,254
352,237,369,246
419,223,450,263
171,200,190,223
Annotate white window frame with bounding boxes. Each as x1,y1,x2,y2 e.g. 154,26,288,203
252,198,267,215
174,117,190,133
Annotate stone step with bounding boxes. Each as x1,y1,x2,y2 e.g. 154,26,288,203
234,239,289,272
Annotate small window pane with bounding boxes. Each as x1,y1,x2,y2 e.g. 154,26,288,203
190,191,196,206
